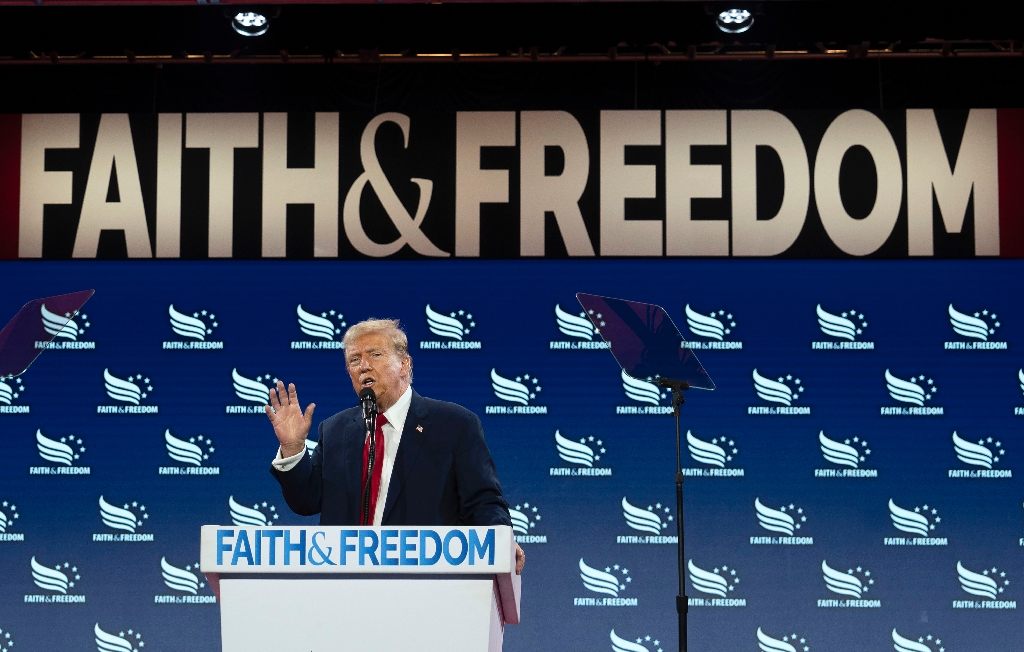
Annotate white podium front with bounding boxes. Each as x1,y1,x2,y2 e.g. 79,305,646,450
200,525,521,652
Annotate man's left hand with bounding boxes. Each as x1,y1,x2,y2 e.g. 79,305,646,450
515,543,525,575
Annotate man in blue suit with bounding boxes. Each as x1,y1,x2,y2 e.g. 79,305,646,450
267,318,525,573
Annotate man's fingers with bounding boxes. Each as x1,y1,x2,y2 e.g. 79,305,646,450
264,404,274,421
515,544,525,574
288,383,299,407
304,403,316,427
268,382,282,410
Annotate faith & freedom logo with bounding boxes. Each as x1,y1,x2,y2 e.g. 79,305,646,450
682,305,742,350
815,431,877,478
36,303,94,350
163,304,223,349
419,305,481,350
509,501,546,544
687,560,744,608
30,430,90,475
549,430,611,477
159,430,219,475
885,499,947,546
574,558,636,607
748,369,809,415
485,369,547,414
751,499,812,546
291,304,346,350
812,304,874,350
682,431,743,477
945,304,1007,350
549,304,610,350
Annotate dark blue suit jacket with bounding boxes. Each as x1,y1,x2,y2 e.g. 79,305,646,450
271,390,511,527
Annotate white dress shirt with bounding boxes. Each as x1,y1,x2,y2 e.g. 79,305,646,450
272,386,413,526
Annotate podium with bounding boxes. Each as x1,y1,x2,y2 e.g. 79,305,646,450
200,525,521,652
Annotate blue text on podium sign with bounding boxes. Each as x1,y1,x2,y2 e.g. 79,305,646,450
214,528,498,568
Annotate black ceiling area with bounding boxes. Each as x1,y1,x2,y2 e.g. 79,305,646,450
0,1,1021,63
0,1,1020,113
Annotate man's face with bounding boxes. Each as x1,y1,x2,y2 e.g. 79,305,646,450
346,332,412,412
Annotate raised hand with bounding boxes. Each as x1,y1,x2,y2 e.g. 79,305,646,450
265,381,315,458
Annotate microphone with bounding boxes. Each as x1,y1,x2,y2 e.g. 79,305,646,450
359,387,378,429
358,387,378,526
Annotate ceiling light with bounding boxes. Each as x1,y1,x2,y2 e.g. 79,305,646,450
232,12,269,37
716,9,753,34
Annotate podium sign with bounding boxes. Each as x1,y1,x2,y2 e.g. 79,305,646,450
201,525,520,652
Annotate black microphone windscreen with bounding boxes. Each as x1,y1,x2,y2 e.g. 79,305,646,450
359,387,377,402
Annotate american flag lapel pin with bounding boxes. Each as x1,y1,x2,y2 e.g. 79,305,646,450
416,425,423,432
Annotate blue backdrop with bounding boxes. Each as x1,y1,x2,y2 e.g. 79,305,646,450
0,260,1021,652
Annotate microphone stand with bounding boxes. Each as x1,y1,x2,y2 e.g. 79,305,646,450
360,395,378,526
657,377,690,652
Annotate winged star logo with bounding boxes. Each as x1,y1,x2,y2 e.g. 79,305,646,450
886,370,937,405
425,305,474,340
579,558,631,597
888,499,941,537
688,560,740,597
491,369,541,404
819,432,870,468
229,496,279,526
555,304,596,340
30,556,80,593
948,304,999,340
754,499,806,536
0,377,25,405
168,305,217,340
161,557,206,594
621,497,672,534
609,629,663,652
165,430,215,466
0,626,14,652
952,432,1004,468
296,304,346,340
94,623,145,652
892,628,944,652
98,496,148,533
509,502,542,534
757,628,809,652
35,430,86,465
555,430,605,466
41,303,89,340
753,369,804,406
104,370,153,405
685,305,736,340
232,369,274,404
0,500,19,534
821,560,873,598
816,304,868,340
957,561,1009,599
616,371,675,415
621,371,667,405
686,431,738,467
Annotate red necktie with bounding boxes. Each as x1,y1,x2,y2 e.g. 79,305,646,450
360,413,388,525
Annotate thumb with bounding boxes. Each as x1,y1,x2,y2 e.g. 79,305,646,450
304,403,316,428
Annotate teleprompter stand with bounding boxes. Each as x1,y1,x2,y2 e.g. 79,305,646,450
658,377,690,651
576,294,715,652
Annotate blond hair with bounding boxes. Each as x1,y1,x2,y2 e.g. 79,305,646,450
342,318,410,359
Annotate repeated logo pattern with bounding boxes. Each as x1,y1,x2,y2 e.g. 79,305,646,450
3,267,1021,650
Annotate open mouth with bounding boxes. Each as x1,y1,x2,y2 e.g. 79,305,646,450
361,377,375,388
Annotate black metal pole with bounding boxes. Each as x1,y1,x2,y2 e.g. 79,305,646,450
673,389,687,652
658,378,688,652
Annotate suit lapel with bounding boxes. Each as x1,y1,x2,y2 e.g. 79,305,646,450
343,412,366,521
381,391,430,524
